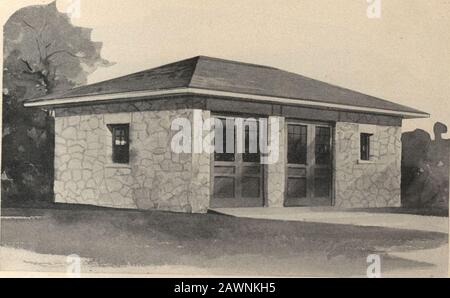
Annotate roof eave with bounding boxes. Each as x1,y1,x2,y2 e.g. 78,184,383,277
24,87,430,119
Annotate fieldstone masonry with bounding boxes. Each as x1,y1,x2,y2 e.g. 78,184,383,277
54,99,210,213
265,116,286,207
53,96,403,212
334,122,402,208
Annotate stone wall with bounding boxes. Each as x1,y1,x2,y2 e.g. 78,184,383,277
53,96,403,212
334,122,402,208
54,98,210,213
265,116,286,207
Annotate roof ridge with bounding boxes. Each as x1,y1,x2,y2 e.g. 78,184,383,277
195,55,279,70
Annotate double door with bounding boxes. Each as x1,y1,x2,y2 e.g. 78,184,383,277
211,117,333,208
285,122,333,206
211,116,264,208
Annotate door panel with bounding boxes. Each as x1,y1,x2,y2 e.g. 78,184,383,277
214,176,235,198
286,122,332,206
286,177,307,198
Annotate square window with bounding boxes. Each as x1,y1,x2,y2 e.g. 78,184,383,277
109,124,130,164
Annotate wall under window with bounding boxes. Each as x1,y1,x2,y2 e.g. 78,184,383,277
334,122,401,208
53,100,211,213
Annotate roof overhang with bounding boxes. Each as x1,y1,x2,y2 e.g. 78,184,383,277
24,87,430,119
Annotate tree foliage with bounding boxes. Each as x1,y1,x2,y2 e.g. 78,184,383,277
2,1,113,206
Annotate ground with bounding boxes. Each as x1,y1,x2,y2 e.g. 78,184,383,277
0,205,448,277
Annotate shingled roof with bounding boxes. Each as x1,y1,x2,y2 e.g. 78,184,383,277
25,56,428,118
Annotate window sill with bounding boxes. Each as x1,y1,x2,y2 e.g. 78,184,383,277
357,159,377,165
104,163,131,169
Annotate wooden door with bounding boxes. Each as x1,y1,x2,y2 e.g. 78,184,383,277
285,122,332,206
211,116,264,208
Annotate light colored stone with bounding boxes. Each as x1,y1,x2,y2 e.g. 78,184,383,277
266,116,285,207
61,127,77,140
88,117,99,130
81,189,96,200
53,100,401,213
60,170,72,182
72,170,82,182
67,159,82,169
334,122,401,208
55,104,210,213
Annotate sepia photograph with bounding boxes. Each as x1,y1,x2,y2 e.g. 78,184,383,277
0,0,449,281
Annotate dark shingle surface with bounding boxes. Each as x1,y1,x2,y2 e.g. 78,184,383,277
26,55,427,115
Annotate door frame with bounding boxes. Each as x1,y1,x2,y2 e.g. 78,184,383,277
284,119,334,207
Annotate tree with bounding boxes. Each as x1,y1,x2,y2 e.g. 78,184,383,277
2,1,113,206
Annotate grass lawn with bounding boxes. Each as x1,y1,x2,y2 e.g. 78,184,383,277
1,206,448,277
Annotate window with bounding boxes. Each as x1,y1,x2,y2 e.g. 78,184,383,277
315,126,331,165
287,124,307,164
243,120,260,163
110,124,130,164
360,133,372,161
214,117,235,162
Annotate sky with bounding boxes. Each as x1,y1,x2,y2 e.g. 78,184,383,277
1,0,449,138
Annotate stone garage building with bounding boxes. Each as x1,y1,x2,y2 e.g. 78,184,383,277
25,56,429,213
